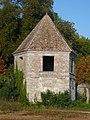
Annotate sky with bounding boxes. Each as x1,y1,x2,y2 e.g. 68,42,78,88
53,0,90,39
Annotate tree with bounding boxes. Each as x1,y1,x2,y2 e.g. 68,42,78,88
0,0,21,66
76,56,90,102
74,37,90,62
76,56,90,84
19,0,54,40
54,13,77,47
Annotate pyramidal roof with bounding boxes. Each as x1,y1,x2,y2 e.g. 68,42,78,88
14,14,72,54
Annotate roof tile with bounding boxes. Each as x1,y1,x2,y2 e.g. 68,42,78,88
14,14,72,54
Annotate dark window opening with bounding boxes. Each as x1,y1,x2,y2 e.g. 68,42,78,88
20,56,23,60
43,56,54,71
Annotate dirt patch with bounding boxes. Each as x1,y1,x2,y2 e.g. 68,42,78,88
0,110,90,120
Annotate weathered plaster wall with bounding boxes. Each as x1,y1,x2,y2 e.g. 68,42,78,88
14,51,76,102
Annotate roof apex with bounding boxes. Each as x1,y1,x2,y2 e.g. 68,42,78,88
13,14,73,54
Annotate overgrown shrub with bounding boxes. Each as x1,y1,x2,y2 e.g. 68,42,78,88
0,65,18,100
14,65,28,105
41,90,90,110
41,90,71,108
0,65,28,105
77,92,86,102
70,100,90,111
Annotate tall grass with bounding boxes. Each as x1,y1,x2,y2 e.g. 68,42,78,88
0,98,23,111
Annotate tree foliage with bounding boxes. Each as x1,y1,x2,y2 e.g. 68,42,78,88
0,0,21,65
0,54,6,75
76,56,90,84
54,13,76,46
74,36,90,62
0,65,27,103
19,0,54,40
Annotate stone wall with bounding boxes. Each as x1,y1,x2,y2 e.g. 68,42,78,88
69,52,76,100
14,51,74,102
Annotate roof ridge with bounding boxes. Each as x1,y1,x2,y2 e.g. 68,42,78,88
47,16,71,50
26,15,47,49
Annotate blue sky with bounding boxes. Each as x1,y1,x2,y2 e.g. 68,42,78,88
53,0,90,39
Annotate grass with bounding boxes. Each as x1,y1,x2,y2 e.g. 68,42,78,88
1,98,90,120
0,99,23,111
1,98,90,111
